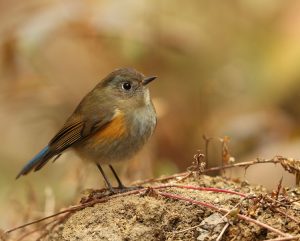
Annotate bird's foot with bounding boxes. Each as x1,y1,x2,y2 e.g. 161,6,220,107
110,185,143,194
117,185,144,193
80,186,144,204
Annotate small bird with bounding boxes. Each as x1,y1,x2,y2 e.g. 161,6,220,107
17,67,157,193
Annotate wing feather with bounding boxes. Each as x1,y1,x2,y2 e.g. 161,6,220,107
32,110,114,172
17,90,116,176
49,120,84,152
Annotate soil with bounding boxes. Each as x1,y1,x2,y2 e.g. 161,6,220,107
42,174,300,241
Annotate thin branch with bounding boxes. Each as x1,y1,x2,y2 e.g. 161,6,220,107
157,191,293,238
6,184,246,235
15,219,57,241
5,188,144,234
263,236,300,241
153,184,247,197
134,156,291,185
216,222,230,241
6,173,298,240
204,157,283,173
35,213,71,241
202,135,213,165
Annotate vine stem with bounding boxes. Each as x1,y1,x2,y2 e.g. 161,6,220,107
5,183,296,240
157,191,293,238
134,156,294,185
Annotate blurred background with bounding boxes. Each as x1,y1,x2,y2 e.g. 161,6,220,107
1,0,300,231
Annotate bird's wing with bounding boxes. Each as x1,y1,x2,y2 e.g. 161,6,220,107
33,112,115,172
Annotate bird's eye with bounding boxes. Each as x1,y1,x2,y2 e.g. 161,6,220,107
122,82,132,91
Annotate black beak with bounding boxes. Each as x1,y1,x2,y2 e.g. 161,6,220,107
142,76,157,86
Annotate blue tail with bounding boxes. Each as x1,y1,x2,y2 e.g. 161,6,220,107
16,146,50,179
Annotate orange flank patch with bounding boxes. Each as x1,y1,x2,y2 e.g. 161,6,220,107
90,111,127,146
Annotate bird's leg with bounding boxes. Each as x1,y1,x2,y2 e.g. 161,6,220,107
96,164,115,193
109,164,143,192
109,164,126,189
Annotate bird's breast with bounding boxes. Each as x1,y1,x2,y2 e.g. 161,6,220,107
75,103,156,164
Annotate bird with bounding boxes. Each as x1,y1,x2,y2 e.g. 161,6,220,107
16,67,157,193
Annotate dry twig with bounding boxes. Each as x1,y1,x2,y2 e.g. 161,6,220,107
6,155,300,240
134,156,300,186
157,191,293,238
